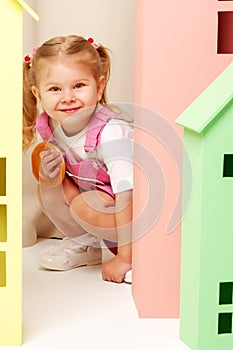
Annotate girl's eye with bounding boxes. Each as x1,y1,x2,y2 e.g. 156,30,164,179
75,83,84,89
49,87,60,92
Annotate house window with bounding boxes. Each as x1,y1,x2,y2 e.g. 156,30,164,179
0,158,6,196
219,282,233,304
218,313,232,334
217,12,233,53
223,154,233,177
0,205,7,242
0,251,6,287
218,283,233,334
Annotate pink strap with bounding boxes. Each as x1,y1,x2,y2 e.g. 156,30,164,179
35,112,54,142
84,107,121,152
36,107,121,151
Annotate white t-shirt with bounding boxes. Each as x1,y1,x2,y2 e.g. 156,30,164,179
38,118,133,194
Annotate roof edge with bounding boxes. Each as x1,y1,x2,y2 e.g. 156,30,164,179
176,62,233,133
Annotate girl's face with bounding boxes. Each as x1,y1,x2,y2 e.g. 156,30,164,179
32,57,105,129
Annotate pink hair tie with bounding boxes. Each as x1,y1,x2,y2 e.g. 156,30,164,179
87,37,100,49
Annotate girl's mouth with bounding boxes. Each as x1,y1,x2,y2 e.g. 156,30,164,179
60,107,80,113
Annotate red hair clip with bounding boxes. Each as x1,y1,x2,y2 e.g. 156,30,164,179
24,47,38,66
88,37,100,49
24,55,31,63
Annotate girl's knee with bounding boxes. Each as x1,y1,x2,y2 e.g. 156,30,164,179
70,191,115,225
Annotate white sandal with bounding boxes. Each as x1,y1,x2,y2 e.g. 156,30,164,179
39,238,102,271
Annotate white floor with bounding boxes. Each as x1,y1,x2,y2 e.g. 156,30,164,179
2,239,190,349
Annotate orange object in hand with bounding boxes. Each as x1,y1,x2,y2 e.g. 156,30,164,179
31,142,66,187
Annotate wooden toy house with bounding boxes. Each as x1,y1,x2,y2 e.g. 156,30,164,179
176,62,233,350
0,0,38,345
133,0,233,318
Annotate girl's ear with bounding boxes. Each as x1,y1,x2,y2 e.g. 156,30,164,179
97,76,106,102
31,86,41,103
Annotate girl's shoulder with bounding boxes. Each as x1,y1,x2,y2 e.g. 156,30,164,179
97,104,133,124
105,117,133,131
97,105,133,142
100,117,133,144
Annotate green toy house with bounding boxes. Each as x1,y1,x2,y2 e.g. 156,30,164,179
176,61,233,350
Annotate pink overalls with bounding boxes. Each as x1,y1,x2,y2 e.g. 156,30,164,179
36,106,120,255
36,106,122,198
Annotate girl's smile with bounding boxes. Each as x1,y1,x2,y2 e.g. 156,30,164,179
59,107,81,114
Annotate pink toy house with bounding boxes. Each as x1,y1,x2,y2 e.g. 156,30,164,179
133,0,233,318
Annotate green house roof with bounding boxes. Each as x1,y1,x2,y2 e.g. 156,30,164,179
176,62,233,133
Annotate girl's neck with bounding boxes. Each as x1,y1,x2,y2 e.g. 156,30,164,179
50,118,88,137
49,105,100,137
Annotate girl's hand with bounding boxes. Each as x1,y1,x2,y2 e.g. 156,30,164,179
102,254,132,283
39,149,63,179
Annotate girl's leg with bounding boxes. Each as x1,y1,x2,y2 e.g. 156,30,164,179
38,179,131,271
38,177,102,270
38,176,86,238
70,190,132,255
38,177,119,242
70,190,118,242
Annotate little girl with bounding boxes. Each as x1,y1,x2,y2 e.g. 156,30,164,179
23,35,133,283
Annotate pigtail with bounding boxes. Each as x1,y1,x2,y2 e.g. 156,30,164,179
23,61,38,151
96,45,111,105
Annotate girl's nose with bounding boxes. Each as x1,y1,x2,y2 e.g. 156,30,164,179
61,90,76,103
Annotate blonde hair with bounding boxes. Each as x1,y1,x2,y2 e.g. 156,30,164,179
23,35,111,151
